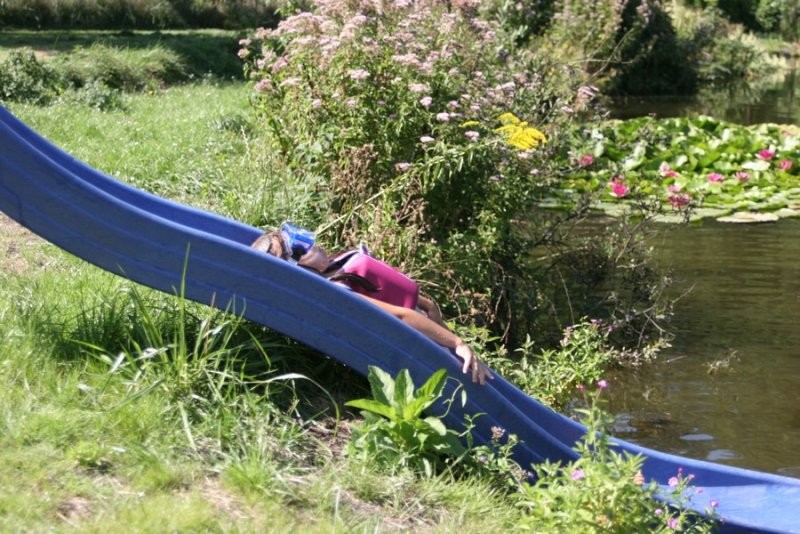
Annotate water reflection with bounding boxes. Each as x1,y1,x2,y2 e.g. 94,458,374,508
607,67,798,125
604,219,800,475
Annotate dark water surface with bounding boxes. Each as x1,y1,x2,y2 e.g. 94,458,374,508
604,219,800,476
608,67,798,125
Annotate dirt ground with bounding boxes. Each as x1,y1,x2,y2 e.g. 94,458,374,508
0,212,48,274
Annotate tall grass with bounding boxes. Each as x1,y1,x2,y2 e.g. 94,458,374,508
0,241,523,530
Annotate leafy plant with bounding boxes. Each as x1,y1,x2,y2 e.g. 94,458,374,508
345,366,465,476
0,49,60,104
515,381,719,532
485,321,622,410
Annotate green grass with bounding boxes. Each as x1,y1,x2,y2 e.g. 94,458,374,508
0,29,248,79
0,243,525,531
5,82,307,226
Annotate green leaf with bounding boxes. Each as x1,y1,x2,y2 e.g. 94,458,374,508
394,369,415,412
345,398,396,420
423,416,447,436
366,365,394,406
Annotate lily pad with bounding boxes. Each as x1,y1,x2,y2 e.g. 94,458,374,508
774,208,800,219
716,211,780,223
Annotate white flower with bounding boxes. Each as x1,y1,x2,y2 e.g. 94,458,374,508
420,136,435,144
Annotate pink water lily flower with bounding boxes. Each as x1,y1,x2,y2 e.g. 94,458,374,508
757,149,776,160
609,176,629,198
735,171,750,182
668,192,692,208
707,172,724,183
780,159,793,171
659,162,678,178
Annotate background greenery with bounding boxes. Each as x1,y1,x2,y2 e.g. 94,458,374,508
1,0,796,529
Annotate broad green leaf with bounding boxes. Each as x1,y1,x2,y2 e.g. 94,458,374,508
414,369,447,402
393,369,415,413
423,416,447,436
367,365,394,406
345,398,395,420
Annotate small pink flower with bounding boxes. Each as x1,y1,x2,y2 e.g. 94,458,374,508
436,112,451,122
419,96,432,108
710,499,719,508
571,469,585,481
464,130,480,141
597,379,608,389
780,159,793,171
578,154,594,167
655,508,664,516
668,476,679,487
253,78,272,93
668,193,691,208
757,149,776,160
707,172,724,183
420,136,435,144
609,176,629,198
237,48,250,59
348,68,370,80
735,171,750,182
667,517,679,530
667,184,682,193
576,384,585,392
659,162,678,178
395,162,411,172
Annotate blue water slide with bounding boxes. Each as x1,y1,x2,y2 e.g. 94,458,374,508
1,104,799,533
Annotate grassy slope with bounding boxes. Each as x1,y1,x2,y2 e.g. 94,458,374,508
1,81,522,533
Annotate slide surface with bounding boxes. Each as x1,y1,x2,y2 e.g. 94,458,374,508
2,104,799,533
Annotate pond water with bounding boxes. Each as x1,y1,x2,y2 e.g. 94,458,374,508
608,67,798,125
604,218,800,477
597,65,800,477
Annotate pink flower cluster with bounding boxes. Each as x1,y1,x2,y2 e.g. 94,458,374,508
240,0,545,149
667,184,691,208
609,175,629,198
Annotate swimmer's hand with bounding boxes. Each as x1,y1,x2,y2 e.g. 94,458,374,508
455,341,493,386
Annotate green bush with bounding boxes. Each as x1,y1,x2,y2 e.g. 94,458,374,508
346,366,465,476
0,0,277,29
0,49,60,104
57,43,187,91
239,0,599,344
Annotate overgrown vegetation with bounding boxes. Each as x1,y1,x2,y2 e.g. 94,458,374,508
0,0,277,30
2,0,798,528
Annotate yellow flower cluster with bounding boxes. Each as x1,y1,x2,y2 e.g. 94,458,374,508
495,112,547,150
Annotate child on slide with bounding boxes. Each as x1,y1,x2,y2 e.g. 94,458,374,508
251,223,492,386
